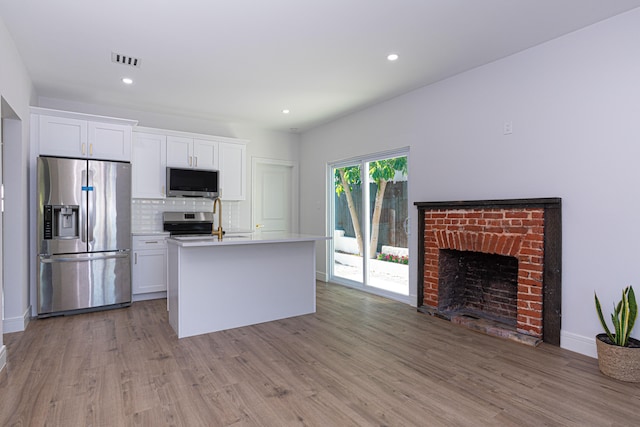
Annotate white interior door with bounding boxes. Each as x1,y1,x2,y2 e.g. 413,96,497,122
252,159,298,235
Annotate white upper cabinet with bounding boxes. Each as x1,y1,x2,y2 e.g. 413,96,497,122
88,122,132,161
134,126,247,201
219,142,246,200
167,136,218,170
34,108,136,161
38,115,87,157
193,139,218,170
132,132,167,198
166,136,193,168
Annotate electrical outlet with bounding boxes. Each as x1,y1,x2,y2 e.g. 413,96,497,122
503,121,513,135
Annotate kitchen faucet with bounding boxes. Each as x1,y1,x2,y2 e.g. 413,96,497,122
212,197,224,240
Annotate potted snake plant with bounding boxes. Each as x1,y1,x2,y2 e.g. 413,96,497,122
594,286,640,382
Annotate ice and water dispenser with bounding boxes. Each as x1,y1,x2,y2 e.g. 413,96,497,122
43,205,79,239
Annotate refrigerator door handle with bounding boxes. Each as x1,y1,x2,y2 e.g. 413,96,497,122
39,252,129,263
87,169,95,244
81,168,88,243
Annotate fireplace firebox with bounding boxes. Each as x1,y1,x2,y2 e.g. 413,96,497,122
414,198,561,346
438,249,519,325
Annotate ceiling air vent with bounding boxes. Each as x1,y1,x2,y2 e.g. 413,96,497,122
111,52,141,68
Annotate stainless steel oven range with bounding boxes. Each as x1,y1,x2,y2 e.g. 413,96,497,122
162,211,214,236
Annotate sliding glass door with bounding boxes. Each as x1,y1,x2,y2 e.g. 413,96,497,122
329,150,409,300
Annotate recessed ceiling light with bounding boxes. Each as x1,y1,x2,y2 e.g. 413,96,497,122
282,109,290,114
122,77,133,85
387,53,399,61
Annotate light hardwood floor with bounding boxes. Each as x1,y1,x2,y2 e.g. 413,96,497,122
1,282,638,426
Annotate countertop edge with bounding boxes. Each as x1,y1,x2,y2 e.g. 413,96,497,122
167,234,331,247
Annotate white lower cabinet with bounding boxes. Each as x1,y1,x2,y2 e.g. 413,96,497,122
132,235,168,297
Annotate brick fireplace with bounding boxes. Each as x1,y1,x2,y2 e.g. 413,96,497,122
414,198,561,346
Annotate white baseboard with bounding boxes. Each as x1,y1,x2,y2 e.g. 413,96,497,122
3,306,31,333
316,271,328,282
132,291,167,302
561,330,597,358
0,345,6,375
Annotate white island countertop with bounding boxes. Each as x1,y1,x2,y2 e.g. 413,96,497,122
167,232,329,247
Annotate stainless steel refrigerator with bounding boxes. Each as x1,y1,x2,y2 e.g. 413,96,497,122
37,156,132,316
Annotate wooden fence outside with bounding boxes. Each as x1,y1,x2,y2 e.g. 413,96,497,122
334,181,408,252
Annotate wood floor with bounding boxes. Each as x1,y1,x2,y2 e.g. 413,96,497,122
1,283,638,426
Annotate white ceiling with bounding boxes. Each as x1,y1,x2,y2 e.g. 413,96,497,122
1,0,640,132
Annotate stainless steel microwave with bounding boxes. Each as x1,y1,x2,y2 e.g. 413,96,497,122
166,167,219,198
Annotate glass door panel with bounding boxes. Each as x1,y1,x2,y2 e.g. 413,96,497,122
365,156,409,295
332,163,363,285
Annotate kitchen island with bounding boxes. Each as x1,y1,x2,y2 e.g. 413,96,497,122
166,233,330,338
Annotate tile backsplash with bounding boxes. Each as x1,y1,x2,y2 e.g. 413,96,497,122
132,198,241,233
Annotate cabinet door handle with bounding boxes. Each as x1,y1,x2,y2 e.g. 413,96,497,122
145,241,159,244
195,157,198,167
189,156,192,167
134,253,138,264
82,143,86,155
89,143,93,156
162,185,165,196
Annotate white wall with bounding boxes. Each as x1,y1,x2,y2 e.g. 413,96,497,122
300,9,640,357
0,13,36,370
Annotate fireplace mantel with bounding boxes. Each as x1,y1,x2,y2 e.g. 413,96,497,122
414,198,562,345
414,197,562,210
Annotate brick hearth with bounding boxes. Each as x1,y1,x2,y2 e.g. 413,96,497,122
414,198,562,345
